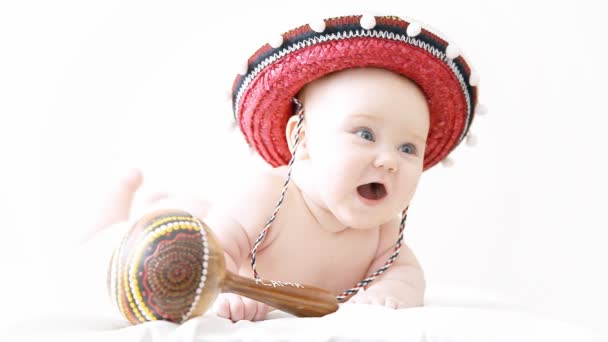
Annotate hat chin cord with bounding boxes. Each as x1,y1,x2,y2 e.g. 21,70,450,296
250,97,409,303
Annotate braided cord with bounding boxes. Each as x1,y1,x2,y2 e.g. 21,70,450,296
250,98,409,302
250,98,305,279
336,208,408,303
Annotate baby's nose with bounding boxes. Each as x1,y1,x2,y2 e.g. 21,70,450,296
373,152,398,173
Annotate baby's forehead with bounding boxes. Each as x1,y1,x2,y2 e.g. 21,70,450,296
298,68,430,133
299,68,414,97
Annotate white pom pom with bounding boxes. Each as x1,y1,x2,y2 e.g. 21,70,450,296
446,44,460,59
475,103,488,116
406,22,422,37
360,14,376,30
238,60,248,76
466,132,478,147
309,19,326,33
441,157,455,167
227,120,237,131
469,70,480,86
224,89,233,102
269,34,284,49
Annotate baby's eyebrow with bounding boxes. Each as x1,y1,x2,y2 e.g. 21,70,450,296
400,125,428,144
407,133,427,145
349,114,377,122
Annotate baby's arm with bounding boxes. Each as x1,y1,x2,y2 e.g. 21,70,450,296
205,208,269,321
348,217,425,309
80,168,143,243
204,170,286,321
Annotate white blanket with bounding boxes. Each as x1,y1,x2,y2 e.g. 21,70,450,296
6,302,604,342
4,227,605,342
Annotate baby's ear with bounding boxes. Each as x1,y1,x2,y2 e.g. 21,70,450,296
285,115,309,159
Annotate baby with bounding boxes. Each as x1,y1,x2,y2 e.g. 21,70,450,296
210,65,430,321
92,14,480,323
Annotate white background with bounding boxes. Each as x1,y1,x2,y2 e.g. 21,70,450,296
1,0,607,336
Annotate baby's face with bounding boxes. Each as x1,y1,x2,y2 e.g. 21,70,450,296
296,68,430,229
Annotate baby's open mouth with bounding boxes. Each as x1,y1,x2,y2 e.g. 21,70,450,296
357,182,387,201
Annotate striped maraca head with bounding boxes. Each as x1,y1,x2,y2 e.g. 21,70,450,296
108,209,226,324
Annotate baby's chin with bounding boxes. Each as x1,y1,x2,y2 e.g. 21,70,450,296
334,210,396,230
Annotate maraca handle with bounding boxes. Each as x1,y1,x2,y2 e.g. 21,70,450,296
222,272,339,317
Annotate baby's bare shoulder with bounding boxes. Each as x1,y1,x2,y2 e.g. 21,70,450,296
212,167,289,239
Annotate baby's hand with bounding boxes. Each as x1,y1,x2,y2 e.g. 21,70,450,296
212,293,270,322
347,288,405,309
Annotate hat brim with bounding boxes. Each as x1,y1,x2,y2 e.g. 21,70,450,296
233,16,477,170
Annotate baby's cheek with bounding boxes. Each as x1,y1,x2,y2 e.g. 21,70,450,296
325,155,354,179
313,150,361,201
404,176,422,201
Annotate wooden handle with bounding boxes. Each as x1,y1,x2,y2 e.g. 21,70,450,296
222,272,339,317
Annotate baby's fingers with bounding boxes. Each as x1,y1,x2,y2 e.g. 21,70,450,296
212,295,232,319
213,294,269,322
213,293,245,321
348,291,403,310
384,297,400,309
253,300,270,321
227,295,245,321
370,297,384,307
241,297,269,321
349,293,371,305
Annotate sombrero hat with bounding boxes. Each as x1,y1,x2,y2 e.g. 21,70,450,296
230,14,484,170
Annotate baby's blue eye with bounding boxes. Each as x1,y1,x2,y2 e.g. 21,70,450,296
356,129,374,141
399,143,416,155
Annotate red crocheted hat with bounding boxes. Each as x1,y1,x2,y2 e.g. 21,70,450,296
230,14,481,170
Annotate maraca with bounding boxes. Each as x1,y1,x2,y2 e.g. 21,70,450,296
108,209,339,324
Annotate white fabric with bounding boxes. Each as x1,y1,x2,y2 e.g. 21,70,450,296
4,226,605,342
6,302,604,342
